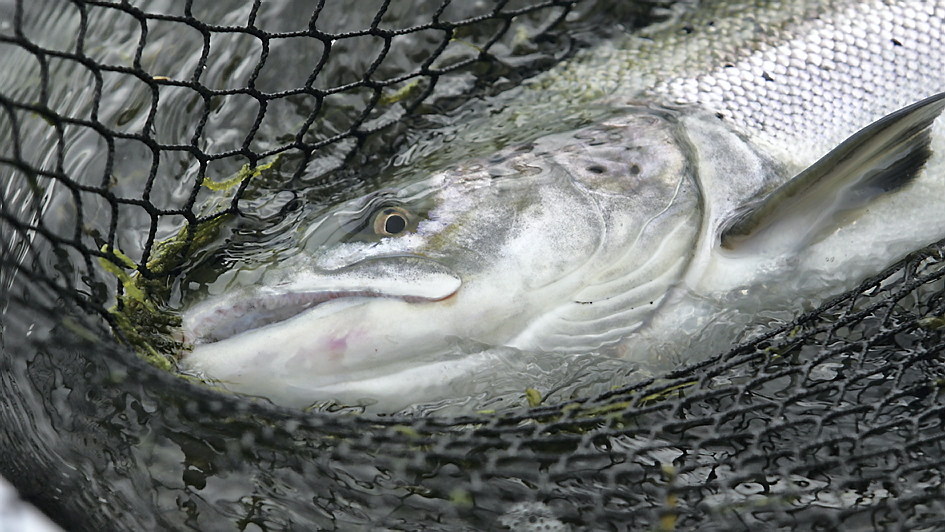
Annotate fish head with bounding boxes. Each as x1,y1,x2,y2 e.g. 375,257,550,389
180,108,702,408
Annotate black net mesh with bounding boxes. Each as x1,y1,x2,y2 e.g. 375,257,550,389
2,1,945,531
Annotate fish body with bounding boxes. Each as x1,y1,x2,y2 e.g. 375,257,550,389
181,0,945,409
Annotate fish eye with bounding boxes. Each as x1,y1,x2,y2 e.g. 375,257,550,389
373,206,412,236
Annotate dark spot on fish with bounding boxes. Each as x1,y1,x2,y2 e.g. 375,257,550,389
629,164,641,175
724,63,735,68
715,112,724,120
510,162,543,177
681,24,694,34
891,38,903,46
576,301,593,305
586,165,606,174
580,131,607,147
762,72,774,82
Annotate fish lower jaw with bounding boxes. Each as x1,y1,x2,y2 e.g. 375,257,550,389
180,341,464,409
185,347,514,411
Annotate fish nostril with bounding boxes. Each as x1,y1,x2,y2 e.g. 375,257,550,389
586,165,607,174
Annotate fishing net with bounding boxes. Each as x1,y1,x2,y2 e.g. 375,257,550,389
2,1,945,530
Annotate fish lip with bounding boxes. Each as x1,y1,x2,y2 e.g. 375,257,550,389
182,255,461,346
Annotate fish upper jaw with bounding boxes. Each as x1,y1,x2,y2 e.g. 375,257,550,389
181,254,462,346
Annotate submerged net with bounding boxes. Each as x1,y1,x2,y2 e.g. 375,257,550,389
2,1,945,530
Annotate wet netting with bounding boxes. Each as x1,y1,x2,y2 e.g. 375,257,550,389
2,1,945,530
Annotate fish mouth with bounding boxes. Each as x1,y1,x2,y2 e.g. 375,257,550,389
182,255,462,345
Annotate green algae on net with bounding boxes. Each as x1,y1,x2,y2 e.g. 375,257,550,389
98,157,283,370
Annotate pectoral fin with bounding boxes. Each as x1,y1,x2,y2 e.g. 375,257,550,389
720,91,945,251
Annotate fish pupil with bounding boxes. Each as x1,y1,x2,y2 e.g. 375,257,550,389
385,213,407,234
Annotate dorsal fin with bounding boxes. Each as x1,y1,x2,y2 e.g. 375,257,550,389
720,91,945,251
